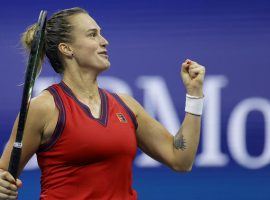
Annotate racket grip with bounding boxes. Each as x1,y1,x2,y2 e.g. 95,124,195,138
8,145,22,179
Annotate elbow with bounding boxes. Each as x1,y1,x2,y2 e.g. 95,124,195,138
172,163,193,173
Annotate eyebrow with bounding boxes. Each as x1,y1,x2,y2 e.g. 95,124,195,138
86,28,101,33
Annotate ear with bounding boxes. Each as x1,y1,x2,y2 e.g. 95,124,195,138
58,43,74,57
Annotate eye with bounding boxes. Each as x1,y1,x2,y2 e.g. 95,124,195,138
88,32,97,37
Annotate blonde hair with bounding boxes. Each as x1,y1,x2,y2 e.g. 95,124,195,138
21,23,45,75
21,7,88,74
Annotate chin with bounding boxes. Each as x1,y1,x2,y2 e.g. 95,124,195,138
91,59,110,72
99,62,111,72
104,59,111,68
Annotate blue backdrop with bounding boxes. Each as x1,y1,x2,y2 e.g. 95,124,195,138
0,0,270,199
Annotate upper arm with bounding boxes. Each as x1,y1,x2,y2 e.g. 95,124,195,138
118,94,176,168
0,90,55,174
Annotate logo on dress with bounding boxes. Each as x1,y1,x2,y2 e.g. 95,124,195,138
116,113,128,123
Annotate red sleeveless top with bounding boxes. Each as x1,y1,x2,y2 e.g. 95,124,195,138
36,81,138,200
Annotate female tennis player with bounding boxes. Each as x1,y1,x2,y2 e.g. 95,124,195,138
0,7,205,199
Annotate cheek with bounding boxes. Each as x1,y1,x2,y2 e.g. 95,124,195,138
76,42,99,62
82,42,98,55
75,38,98,53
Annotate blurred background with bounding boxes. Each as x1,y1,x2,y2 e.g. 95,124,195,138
0,0,270,199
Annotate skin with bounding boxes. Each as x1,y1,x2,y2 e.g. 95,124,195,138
0,13,205,199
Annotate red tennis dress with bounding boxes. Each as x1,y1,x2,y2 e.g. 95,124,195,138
36,81,138,200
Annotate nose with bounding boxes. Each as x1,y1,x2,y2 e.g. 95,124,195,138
100,34,109,47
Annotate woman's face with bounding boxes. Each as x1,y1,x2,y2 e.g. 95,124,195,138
68,13,110,72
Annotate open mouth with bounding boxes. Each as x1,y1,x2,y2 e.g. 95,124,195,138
98,50,107,55
98,51,109,59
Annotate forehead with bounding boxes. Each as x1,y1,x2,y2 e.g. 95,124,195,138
69,13,101,33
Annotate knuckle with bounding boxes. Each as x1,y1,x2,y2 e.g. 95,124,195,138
6,189,11,195
7,195,16,199
7,183,12,190
0,180,5,187
8,195,16,200
0,193,8,198
191,63,198,68
1,171,7,177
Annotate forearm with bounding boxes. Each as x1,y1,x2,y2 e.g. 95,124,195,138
0,158,7,171
173,112,201,171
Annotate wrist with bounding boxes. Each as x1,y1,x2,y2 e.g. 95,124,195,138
185,94,204,115
186,88,203,98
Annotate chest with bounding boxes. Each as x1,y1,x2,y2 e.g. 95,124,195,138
52,95,138,165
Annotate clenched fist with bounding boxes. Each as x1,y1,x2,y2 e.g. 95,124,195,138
181,59,205,97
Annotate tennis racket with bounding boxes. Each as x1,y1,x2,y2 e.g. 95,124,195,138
8,10,47,179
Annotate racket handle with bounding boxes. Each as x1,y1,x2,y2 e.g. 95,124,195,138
8,144,22,179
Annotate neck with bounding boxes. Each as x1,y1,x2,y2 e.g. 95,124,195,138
62,67,100,100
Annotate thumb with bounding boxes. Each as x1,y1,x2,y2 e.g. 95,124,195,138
16,178,23,188
181,61,191,83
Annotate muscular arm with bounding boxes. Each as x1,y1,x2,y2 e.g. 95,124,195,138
0,91,55,175
172,113,201,170
119,94,201,172
118,59,205,172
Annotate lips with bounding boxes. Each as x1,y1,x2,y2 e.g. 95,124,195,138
98,50,108,55
98,50,109,59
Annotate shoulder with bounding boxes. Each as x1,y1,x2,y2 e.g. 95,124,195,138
26,89,56,128
116,93,142,117
30,89,55,115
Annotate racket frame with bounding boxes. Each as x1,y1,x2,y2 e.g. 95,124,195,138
8,10,47,179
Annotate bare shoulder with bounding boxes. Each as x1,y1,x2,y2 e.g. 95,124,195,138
28,89,55,117
24,89,57,133
116,93,142,116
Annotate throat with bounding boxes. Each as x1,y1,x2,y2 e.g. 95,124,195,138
81,95,102,119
